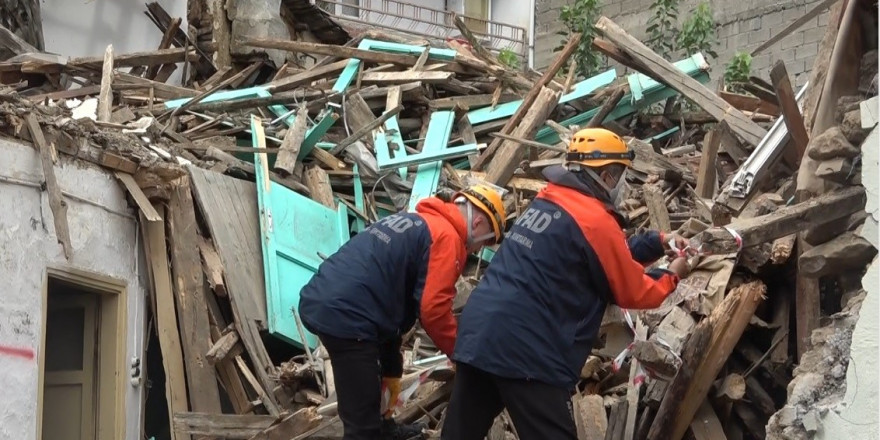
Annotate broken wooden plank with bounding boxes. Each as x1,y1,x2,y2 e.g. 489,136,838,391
719,90,780,115
625,317,647,440
429,93,519,110
173,412,274,439
267,59,350,93
97,45,114,122
696,186,867,252
115,172,161,222
70,47,198,69
695,125,722,199
472,32,580,170
689,400,728,440
587,87,626,128
799,231,877,278
484,86,562,186
454,169,546,193
770,60,810,167
0,22,38,55
114,72,198,99
577,394,608,440
274,105,308,176
206,329,241,364
361,71,453,85
648,281,766,440
303,165,335,209
202,146,310,195
594,17,767,146
143,206,190,440
643,183,672,231
168,177,223,415
248,408,323,440
25,113,71,259
329,104,403,155
489,132,567,152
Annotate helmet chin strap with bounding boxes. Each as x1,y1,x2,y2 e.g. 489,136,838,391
460,198,495,248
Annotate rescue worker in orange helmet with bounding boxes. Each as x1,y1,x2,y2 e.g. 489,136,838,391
298,183,507,440
441,128,693,440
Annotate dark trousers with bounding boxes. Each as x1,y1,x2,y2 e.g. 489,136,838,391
319,333,402,440
441,363,578,440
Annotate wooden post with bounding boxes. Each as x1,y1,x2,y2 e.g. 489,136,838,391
644,184,672,232
770,60,810,168
25,114,72,259
695,125,722,199
586,88,626,128
274,105,309,176
98,45,114,122
212,0,232,69
303,165,335,209
648,281,766,440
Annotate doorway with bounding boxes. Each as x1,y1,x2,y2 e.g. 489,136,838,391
39,268,128,440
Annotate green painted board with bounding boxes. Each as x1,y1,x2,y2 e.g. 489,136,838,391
352,164,366,233
378,143,478,170
407,111,455,211
251,116,350,350
467,69,617,125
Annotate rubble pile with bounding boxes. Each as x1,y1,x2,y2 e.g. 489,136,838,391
0,0,876,439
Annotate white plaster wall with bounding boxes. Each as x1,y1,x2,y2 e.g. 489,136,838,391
815,123,880,438
40,0,188,84
0,139,146,439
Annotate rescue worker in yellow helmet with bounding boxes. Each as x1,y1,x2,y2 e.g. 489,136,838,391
442,128,692,440
299,183,506,440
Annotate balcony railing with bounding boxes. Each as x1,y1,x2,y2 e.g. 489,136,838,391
314,0,528,64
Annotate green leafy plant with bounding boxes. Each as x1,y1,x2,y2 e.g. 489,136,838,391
725,52,752,93
677,2,718,59
556,0,603,78
647,0,680,59
497,48,520,70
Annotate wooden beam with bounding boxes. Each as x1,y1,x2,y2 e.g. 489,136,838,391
25,113,72,259
428,93,519,110
143,206,190,440
696,186,867,253
770,60,810,167
211,0,232,69
114,172,162,222
97,45,114,122
167,177,223,414
689,400,728,440
586,87,626,128
454,169,547,193
0,22,38,55
303,165,335,209
173,412,274,439
802,0,848,134
70,47,198,69
719,90,780,115
361,71,453,85
471,32,580,170
114,72,198,100
695,124,722,199
243,38,426,67
484,86,562,186
648,281,766,440
267,59,350,93
206,330,241,364
644,183,672,231
274,105,308,176
594,17,767,146
197,236,227,297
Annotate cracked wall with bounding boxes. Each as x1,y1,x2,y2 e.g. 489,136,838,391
0,139,146,439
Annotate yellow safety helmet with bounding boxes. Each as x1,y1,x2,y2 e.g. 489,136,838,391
454,183,507,244
566,128,635,168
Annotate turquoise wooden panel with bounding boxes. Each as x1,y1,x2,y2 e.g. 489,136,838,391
251,116,350,350
361,39,457,60
467,69,617,125
352,163,366,233
628,54,707,103
383,116,408,179
299,109,338,159
407,111,454,211
378,143,478,170
164,87,267,109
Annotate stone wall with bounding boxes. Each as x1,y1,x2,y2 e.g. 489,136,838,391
534,0,829,87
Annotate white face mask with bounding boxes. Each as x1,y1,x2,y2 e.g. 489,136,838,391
457,197,495,250
584,167,628,208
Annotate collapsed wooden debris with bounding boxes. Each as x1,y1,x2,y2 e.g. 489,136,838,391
1,2,876,440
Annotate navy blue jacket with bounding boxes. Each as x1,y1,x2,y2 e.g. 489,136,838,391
453,166,680,388
299,197,468,362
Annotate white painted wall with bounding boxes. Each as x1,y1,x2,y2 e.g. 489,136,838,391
0,139,146,440
40,0,188,84
815,117,880,439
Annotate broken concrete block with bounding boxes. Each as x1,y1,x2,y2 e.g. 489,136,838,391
799,231,878,278
841,108,870,144
807,127,860,161
776,406,798,426
836,95,863,123
816,157,858,184
801,409,819,433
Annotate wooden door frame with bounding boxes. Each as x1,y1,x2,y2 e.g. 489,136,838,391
38,266,128,440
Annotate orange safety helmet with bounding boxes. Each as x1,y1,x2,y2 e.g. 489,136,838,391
566,128,635,168
454,183,507,244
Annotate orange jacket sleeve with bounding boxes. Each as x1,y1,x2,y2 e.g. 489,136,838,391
418,230,465,356
583,225,680,309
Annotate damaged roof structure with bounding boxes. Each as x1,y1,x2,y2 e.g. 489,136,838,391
0,0,876,439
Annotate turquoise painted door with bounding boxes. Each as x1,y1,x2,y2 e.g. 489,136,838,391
251,117,350,350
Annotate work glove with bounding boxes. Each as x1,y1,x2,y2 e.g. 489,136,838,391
382,376,402,418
